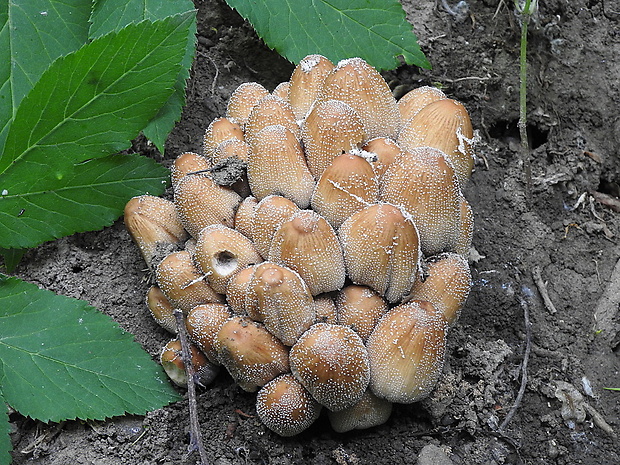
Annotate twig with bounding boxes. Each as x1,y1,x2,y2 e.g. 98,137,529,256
197,51,219,96
174,309,209,465
499,294,531,432
532,266,557,314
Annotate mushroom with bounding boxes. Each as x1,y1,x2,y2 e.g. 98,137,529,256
247,125,315,208
398,98,474,187
194,224,262,294
366,300,448,403
316,57,401,141
256,373,322,436
155,250,224,313
334,285,388,342
406,253,472,326
269,209,345,295
146,285,177,333
289,323,370,411
380,147,461,257
185,303,232,363
397,85,446,123
215,316,290,392
160,338,219,388
327,389,392,433
173,172,241,238
203,117,244,159
246,262,315,346
338,203,420,303
288,54,334,120
124,195,188,269
310,151,379,230
301,99,364,179
226,82,270,129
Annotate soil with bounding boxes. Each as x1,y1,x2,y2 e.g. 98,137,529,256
7,0,620,464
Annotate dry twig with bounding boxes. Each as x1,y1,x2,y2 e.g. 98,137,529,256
174,309,209,465
498,294,532,432
532,266,557,314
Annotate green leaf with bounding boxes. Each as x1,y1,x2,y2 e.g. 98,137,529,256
0,276,181,423
225,0,430,71
0,0,92,153
0,12,194,249
90,0,197,152
0,248,26,273
0,391,9,465
0,153,169,249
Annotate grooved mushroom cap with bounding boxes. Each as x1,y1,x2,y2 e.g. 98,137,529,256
406,253,472,326
362,137,403,180
211,139,252,165
272,81,291,100
246,262,315,346
311,151,379,230
174,173,242,238
171,152,211,189
367,301,448,403
398,98,474,187
251,195,300,259
245,95,300,144
215,316,290,392
290,323,370,411
269,210,346,295
124,195,188,269
247,125,315,208
185,303,232,364
204,117,244,159
155,250,225,313
288,54,334,120
456,196,474,256
380,147,461,257
256,373,322,437
327,389,393,433
398,86,446,123
335,285,388,342
226,264,259,315
317,57,401,141
146,286,177,333
194,224,262,294
234,196,258,240
338,203,420,304
226,82,270,129
301,99,365,179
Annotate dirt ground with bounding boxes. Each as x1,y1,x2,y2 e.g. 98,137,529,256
8,0,620,463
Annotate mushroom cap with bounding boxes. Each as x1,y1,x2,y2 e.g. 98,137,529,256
256,373,322,437
327,389,392,433
215,316,290,392
269,209,346,295
290,323,370,411
338,203,420,304
366,301,448,403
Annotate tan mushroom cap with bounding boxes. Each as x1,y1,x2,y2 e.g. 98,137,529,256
269,209,346,295
367,300,448,403
256,373,322,437
338,203,420,304
290,323,370,411
124,195,188,269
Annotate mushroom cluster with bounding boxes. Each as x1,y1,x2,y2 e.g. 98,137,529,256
124,55,474,436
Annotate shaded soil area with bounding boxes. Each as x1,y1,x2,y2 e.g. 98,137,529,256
9,0,620,463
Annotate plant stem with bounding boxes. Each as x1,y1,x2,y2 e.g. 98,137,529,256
517,0,533,205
